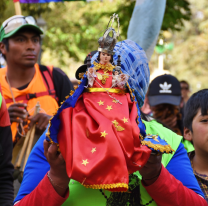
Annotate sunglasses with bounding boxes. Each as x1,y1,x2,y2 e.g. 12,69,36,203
1,16,37,35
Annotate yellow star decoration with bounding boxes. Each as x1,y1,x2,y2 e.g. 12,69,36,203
101,131,108,138
112,120,125,132
106,105,113,111
82,159,89,166
91,147,96,153
122,117,128,123
112,99,119,104
98,100,104,106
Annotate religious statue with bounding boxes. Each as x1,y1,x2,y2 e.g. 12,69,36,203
46,14,174,192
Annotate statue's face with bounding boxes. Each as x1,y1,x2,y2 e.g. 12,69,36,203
100,52,111,64
114,71,119,75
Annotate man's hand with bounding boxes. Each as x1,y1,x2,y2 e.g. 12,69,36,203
139,153,162,186
8,103,28,123
28,113,51,132
44,140,70,197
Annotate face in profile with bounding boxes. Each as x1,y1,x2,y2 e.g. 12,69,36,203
1,29,41,68
187,109,208,154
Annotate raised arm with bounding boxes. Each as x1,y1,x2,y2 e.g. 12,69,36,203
141,143,207,206
14,131,70,206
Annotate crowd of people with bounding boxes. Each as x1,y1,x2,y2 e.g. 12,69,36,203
0,14,207,206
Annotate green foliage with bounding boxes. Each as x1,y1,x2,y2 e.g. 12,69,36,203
162,0,191,31
0,1,15,25
41,1,135,62
0,0,191,64
151,0,208,93
21,3,51,17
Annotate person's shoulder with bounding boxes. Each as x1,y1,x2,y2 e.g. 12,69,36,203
52,67,68,77
39,64,69,81
38,64,66,76
144,119,181,138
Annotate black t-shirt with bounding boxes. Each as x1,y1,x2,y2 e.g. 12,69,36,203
52,67,74,106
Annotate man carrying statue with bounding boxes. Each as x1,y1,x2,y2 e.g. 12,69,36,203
14,14,207,206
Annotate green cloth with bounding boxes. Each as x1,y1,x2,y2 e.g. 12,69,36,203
181,138,195,153
62,120,182,206
0,93,2,109
135,120,182,205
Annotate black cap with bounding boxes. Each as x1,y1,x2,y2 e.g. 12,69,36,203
148,74,181,106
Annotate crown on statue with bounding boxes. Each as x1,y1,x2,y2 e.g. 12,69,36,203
98,13,120,55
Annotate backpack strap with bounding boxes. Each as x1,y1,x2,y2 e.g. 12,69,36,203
5,65,59,104
39,65,54,93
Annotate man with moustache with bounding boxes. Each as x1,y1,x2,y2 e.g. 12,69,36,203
0,15,74,146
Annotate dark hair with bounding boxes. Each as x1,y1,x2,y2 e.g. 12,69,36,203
1,28,41,61
97,51,113,64
180,80,189,90
184,89,208,131
1,38,9,60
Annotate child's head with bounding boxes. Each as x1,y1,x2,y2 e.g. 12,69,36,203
184,89,208,131
183,89,208,152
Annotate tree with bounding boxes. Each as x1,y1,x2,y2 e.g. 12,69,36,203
1,0,191,59
151,0,208,93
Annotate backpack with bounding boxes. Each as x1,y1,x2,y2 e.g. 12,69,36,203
5,65,59,104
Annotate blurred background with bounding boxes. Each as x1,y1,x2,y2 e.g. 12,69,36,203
0,0,208,93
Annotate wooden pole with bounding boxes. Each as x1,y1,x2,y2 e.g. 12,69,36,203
15,129,32,169
22,126,36,171
15,102,40,169
22,102,40,171
14,1,22,15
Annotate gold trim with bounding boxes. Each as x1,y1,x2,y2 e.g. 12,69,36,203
84,88,127,94
83,182,128,190
93,61,115,72
79,72,85,79
70,90,74,96
141,140,175,154
46,90,73,152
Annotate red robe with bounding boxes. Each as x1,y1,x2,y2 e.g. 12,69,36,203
57,67,151,192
